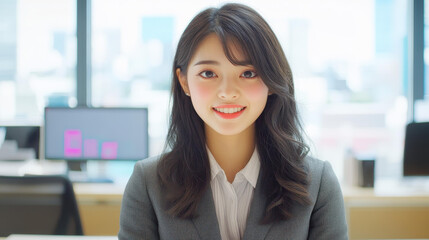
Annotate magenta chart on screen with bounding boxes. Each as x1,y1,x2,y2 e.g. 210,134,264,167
64,129,119,159
44,107,149,161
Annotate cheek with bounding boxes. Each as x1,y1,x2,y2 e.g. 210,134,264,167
189,82,213,99
244,80,269,100
188,81,215,114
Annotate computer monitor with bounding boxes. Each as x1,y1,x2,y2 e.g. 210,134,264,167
45,107,148,161
44,107,148,181
403,121,429,176
1,125,40,159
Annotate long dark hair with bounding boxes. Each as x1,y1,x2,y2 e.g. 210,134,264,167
157,3,310,223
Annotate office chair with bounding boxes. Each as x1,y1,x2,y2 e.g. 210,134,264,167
0,175,84,237
403,121,429,176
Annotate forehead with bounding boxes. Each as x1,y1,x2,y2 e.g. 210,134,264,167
189,33,248,65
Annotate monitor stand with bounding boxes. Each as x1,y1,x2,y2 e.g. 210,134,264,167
66,160,113,183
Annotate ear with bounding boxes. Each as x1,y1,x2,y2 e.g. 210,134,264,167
176,68,190,96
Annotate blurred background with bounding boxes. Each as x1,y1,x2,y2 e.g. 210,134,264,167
2,0,429,239
0,0,428,182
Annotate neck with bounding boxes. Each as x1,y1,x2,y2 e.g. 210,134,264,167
206,124,255,183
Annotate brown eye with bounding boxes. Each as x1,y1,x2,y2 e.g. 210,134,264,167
200,71,217,78
241,70,257,78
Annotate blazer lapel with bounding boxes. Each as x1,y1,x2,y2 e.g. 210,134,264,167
192,186,222,240
243,172,274,240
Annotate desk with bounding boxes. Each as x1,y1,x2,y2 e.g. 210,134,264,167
73,183,124,236
343,184,429,240
73,182,429,239
2,161,429,239
4,235,117,240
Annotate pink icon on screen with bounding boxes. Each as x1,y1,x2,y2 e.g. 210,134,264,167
84,139,98,158
101,142,118,159
64,130,82,157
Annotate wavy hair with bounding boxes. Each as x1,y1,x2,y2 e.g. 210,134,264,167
157,3,310,223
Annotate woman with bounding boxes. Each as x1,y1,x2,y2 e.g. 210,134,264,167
119,3,348,240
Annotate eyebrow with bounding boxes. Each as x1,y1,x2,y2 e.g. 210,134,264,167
193,59,255,67
193,60,220,66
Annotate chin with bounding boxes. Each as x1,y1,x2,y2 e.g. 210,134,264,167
210,124,251,136
216,130,243,136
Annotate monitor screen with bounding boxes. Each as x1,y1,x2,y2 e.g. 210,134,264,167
403,121,429,176
44,107,148,161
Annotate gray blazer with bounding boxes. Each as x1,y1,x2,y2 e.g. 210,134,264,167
119,156,348,240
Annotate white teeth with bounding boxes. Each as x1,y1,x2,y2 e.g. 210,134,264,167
214,107,245,113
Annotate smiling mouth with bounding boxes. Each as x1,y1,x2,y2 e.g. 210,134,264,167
212,106,246,119
213,106,246,113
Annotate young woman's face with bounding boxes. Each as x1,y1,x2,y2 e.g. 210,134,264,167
177,33,269,136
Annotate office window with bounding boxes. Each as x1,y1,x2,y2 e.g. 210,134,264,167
277,0,407,179
0,0,76,123
91,0,222,155
92,0,407,179
420,0,429,121
426,0,429,99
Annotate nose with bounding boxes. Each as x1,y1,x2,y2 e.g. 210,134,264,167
217,77,239,100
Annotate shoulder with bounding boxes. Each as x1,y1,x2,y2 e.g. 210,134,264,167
134,155,161,175
302,156,337,183
302,156,342,201
302,155,328,175
123,155,163,197
119,156,163,239
302,157,349,239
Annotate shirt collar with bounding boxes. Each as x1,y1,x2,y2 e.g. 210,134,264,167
207,146,260,188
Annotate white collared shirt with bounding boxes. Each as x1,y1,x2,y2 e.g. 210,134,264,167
207,147,261,240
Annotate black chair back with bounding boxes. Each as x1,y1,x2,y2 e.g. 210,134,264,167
403,121,429,176
0,175,83,237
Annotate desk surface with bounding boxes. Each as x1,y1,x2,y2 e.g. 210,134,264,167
2,161,429,239
2,159,429,202
4,235,117,240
